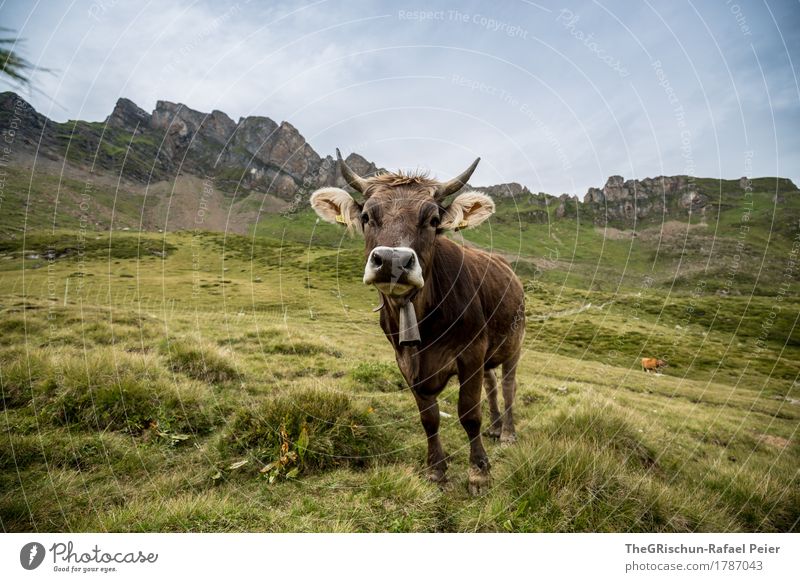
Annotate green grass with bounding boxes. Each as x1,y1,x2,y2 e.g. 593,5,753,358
0,211,798,531
350,361,406,392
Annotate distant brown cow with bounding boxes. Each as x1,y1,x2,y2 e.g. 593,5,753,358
642,358,667,373
310,151,525,495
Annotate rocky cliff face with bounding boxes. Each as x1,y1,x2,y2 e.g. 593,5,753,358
130,100,321,196
106,98,390,198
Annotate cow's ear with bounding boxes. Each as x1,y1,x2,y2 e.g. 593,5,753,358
440,191,495,231
310,187,363,235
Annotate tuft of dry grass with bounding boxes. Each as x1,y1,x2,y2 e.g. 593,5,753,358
218,388,388,477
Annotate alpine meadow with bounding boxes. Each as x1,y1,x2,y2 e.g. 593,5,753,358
1,91,798,533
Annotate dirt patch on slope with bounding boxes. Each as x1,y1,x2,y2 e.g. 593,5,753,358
594,221,708,242
146,175,289,234
757,434,791,449
635,221,709,242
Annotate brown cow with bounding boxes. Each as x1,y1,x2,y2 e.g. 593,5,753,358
641,357,668,374
310,151,525,494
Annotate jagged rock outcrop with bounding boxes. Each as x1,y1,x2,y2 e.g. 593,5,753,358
555,194,580,218
583,175,708,223
0,92,55,151
106,98,151,131
473,182,530,199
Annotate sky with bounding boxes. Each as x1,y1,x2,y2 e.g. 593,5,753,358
1,0,798,195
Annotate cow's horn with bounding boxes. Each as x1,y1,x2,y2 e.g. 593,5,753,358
434,157,481,201
337,148,370,194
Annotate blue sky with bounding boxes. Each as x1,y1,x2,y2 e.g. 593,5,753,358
2,0,798,195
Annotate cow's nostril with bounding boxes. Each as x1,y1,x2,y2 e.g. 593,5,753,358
371,253,383,268
403,254,415,270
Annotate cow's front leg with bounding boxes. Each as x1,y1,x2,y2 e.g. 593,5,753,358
458,364,490,495
413,391,448,483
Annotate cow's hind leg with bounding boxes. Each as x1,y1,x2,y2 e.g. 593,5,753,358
500,352,520,444
483,369,502,439
413,391,448,483
458,362,490,495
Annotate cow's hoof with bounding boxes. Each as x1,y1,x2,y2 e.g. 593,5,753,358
427,468,447,484
500,431,517,445
468,466,491,496
483,426,501,439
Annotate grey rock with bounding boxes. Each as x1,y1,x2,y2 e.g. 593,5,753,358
106,98,151,132
585,187,604,204
679,190,708,210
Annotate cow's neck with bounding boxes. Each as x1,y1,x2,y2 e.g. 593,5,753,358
380,290,425,343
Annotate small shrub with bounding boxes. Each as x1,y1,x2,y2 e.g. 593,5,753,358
350,361,406,391
161,336,241,384
220,389,387,476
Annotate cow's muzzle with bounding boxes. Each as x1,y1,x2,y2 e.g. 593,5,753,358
363,246,424,296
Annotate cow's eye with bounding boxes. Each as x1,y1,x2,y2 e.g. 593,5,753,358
429,216,440,228
361,212,369,225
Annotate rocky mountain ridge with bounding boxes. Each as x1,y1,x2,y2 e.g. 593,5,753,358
1,91,796,227
0,91,383,200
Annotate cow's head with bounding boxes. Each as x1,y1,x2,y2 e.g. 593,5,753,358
310,150,494,298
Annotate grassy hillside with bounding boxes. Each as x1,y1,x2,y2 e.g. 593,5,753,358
1,229,797,532
461,189,800,294
0,163,286,236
